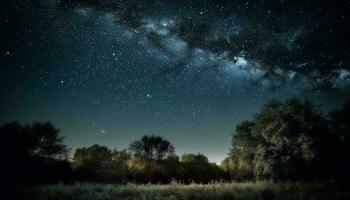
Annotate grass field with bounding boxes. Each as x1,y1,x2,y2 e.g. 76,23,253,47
18,181,349,200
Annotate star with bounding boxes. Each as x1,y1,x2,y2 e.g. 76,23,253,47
1,0,349,164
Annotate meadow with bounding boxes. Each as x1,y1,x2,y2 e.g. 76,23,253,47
19,181,349,200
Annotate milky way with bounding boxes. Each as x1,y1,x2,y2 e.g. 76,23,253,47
61,0,350,90
1,0,350,162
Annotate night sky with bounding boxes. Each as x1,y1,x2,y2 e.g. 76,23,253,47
1,0,350,162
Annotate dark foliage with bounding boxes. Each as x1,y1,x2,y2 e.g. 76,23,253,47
0,121,71,188
328,101,350,183
129,135,175,161
73,144,130,183
224,98,350,184
181,153,222,184
3,98,350,186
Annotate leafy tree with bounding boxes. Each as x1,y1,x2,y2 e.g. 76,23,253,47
160,155,186,182
228,98,333,180
226,120,256,180
73,145,130,182
0,121,70,185
129,135,175,161
127,135,181,183
28,122,68,159
73,145,112,166
181,153,222,183
109,149,131,182
253,99,332,180
0,121,68,159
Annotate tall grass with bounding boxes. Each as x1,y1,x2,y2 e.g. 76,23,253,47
19,181,349,200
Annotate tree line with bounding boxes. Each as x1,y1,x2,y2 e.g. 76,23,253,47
2,98,349,185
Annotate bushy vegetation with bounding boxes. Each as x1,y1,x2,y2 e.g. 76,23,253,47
222,99,350,183
1,122,72,186
72,138,221,184
2,98,350,199
19,182,349,200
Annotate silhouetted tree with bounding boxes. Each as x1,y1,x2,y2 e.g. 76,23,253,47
72,136,181,183
226,120,256,180
27,122,68,159
129,135,175,161
0,121,71,186
127,135,179,183
181,153,222,183
227,98,333,181
1,121,68,159
73,145,130,182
